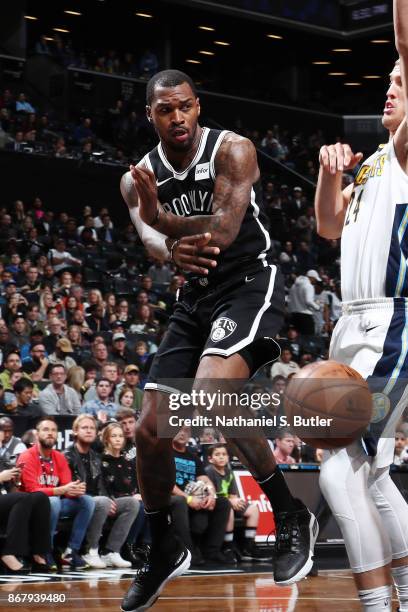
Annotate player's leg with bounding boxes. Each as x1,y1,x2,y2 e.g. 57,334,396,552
369,466,408,611
194,352,318,584
121,313,203,612
319,444,393,611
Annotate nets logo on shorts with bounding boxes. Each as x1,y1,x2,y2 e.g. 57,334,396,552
210,317,237,342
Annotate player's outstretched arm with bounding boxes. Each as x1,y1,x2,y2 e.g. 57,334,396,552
129,134,258,250
120,171,219,275
314,143,362,239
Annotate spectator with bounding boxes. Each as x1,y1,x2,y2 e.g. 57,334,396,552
109,332,136,368
147,259,173,284
206,444,268,562
17,417,95,569
288,270,321,335
0,417,26,459
100,423,143,566
172,428,230,565
394,430,408,465
114,365,143,413
81,378,119,421
7,378,42,419
90,342,108,371
0,352,33,391
38,364,81,415
9,315,29,349
0,440,51,573
48,337,77,370
116,408,137,460
15,93,35,114
64,415,138,569
48,238,81,273
44,317,64,353
270,347,300,379
273,430,297,465
118,387,135,411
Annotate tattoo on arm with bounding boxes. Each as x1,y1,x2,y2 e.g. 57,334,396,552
156,134,259,250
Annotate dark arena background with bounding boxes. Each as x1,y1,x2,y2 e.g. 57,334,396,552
0,1,406,610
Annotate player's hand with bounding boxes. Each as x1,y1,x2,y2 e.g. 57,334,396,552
109,500,117,516
129,164,159,225
319,143,363,175
169,233,220,275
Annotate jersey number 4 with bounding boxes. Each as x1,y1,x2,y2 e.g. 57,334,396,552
345,189,364,226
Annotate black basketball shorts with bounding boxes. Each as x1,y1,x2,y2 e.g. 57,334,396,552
145,263,284,393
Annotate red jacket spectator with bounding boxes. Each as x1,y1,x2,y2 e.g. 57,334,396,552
17,444,72,496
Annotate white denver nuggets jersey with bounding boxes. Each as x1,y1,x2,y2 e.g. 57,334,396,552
341,140,408,301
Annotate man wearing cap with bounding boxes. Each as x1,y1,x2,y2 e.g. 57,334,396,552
39,364,81,415
288,270,321,335
109,333,137,369
115,365,143,413
287,186,307,219
48,338,77,370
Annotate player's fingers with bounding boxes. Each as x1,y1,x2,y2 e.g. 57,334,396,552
334,142,345,172
319,146,329,168
180,254,217,267
180,232,211,245
179,244,219,257
327,146,338,174
342,144,353,167
180,263,210,275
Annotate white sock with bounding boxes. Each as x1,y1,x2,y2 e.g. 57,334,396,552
392,565,408,612
64,547,72,556
245,528,256,539
89,548,99,556
358,585,392,611
224,532,233,543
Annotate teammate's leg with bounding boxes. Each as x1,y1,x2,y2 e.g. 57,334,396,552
320,444,393,611
195,353,318,584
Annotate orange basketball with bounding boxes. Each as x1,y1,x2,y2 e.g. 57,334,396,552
283,360,372,449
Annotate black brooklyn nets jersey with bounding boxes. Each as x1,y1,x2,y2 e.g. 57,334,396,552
143,127,271,278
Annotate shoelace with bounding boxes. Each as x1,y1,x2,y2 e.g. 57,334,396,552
274,514,301,553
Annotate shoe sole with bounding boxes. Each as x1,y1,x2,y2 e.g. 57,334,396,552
120,549,191,612
274,512,319,586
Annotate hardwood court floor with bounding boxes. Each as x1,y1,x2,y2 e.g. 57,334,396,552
0,569,399,611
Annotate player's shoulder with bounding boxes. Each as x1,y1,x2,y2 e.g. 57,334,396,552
216,131,257,166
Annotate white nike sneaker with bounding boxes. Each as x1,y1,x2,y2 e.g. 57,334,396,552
101,552,132,568
82,551,107,569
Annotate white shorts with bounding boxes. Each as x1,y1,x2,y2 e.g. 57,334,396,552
330,297,408,469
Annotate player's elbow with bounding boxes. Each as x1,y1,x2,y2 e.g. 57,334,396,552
316,221,341,240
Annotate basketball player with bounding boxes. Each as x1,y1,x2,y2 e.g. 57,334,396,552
120,70,318,611
314,3,408,609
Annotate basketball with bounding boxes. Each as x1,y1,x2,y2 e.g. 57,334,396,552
284,360,373,449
